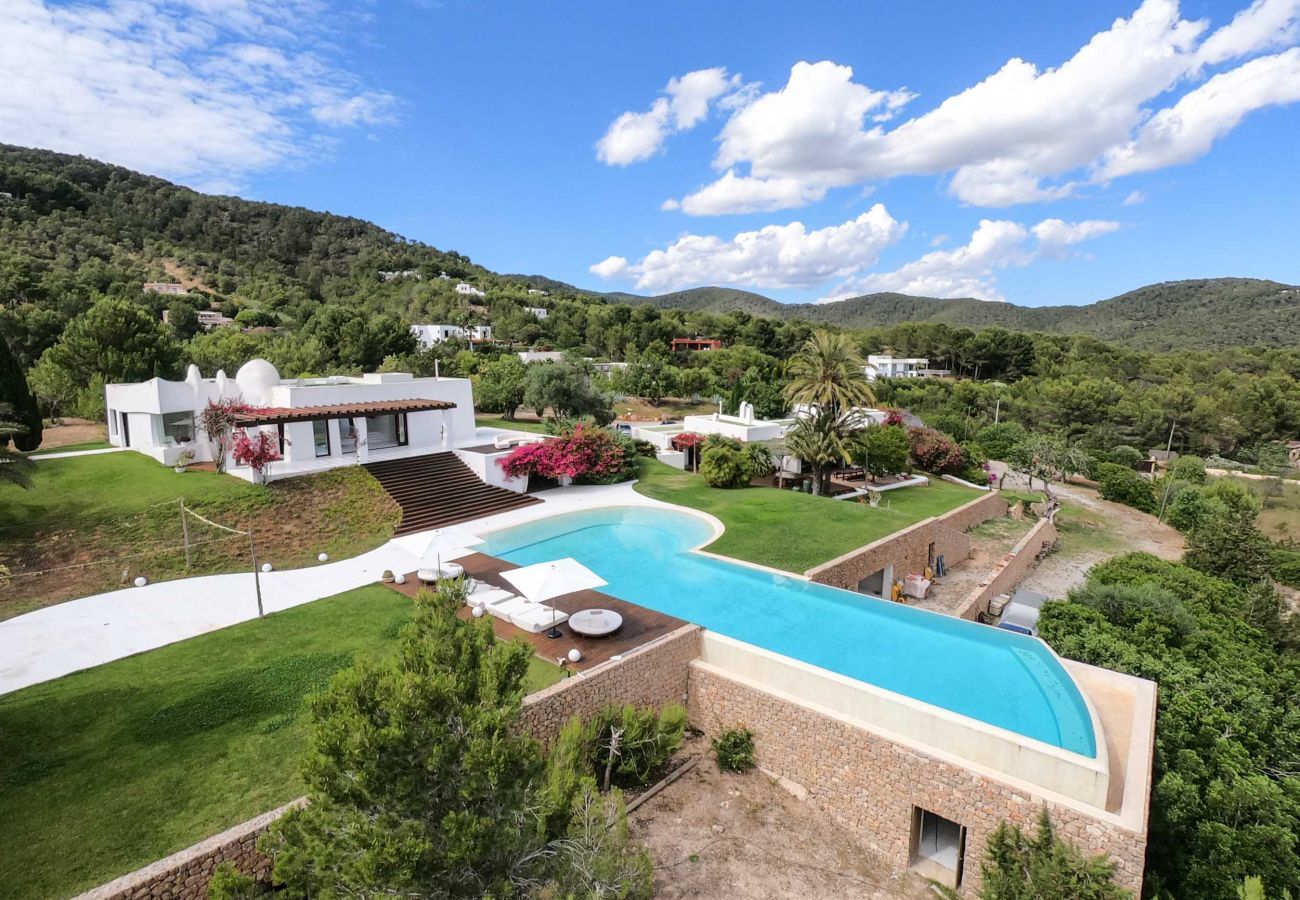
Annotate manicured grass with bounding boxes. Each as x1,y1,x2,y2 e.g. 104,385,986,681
633,459,980,573
25,439,114,455
0,585,563,900
475,415,550,434
0,454,400,619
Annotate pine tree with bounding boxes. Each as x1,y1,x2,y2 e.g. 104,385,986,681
0,336,42,451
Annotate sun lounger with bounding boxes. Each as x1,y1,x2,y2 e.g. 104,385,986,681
509,603,569,634
466,581,516,609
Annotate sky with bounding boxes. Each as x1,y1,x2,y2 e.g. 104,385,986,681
2,0,1299,307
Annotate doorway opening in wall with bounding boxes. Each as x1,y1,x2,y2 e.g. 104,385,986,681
909,807,966,889
857,565,892,598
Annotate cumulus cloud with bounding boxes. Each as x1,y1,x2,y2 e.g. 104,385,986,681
823,217,1121,302
0,0,397,190
651,0,1300,213
588,204,906,293
595,67,748,165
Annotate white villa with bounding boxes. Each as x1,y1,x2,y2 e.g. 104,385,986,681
411,323,493,347
105,360,477,481
524,306,549,319
454,282,486,297
864,354,952,381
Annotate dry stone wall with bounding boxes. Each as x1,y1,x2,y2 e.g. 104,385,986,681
806,492,1007,591
956,515,1058,620
688,663,1146,895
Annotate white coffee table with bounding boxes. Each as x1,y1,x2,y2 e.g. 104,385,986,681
568,608,623,637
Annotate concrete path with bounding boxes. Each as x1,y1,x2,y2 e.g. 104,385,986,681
0,481,700,696
29,446,127,461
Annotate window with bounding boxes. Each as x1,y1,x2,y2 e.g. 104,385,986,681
161,412,194,445
365,413,408,450
313,419,331,458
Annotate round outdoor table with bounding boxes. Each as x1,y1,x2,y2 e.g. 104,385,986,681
568,608,623,637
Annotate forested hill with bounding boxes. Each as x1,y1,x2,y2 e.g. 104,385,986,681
0,143,1295,361
596,279,1300,352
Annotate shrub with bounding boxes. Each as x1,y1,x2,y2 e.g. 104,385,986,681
1108,444,1145,469
1096,462,1155,512
1270,547,1300,588
979,809,1128,900
712,727,755,772
857,423,911,479
741,441,775,478
700,445,749,488
631,438,657,458
497,424,634,484
207,863,267,899
551,704,688,793
906,426,966,475
1168,454,1207,484
1164,484,1210,533
973,422,1028,460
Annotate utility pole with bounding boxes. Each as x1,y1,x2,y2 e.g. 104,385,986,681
179,498,192,570
249,528,265,617
994,397,1002,425
1157,420,1178,521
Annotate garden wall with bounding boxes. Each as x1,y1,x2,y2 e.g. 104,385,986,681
688,662,1148,895
956,515,1058,620
805,492,1007,592
75,626,702,900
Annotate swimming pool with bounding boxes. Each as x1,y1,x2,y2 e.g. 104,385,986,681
481,505,1096,757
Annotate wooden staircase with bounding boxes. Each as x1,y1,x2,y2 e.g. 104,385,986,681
364,452,541,536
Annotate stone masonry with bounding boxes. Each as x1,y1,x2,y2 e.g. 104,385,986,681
688,663,1147,895
956,514,1058,620
806,492,1007,591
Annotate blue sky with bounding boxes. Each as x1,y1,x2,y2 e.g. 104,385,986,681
3,1,1299,306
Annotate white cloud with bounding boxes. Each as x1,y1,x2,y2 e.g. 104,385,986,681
595,67,746,166
656,0,1300,213
589,204,906,293
0,0,396,190
1123,189,1148,205
1099,47,1300,177
825,217,1120,302
929,234,950,247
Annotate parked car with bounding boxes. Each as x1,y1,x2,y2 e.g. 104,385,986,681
996,590,1048,637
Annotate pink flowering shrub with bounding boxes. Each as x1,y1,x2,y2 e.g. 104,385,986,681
497,425,634,484
232,428,281,483
906,426,966,475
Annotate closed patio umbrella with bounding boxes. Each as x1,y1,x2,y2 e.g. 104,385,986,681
499,557,608,638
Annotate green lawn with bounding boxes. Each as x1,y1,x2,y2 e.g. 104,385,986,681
0,585,563,900
475,415,549,434
633,459,979,573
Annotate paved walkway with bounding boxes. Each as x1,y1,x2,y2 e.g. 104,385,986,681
0,482,698,695
29,446,127,461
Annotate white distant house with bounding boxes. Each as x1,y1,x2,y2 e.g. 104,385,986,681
864,355,928,380
161,308,233,330
527,288,549,296
517,350,566,363
143,282,188,295
411,324,493,348
104,360,476,480
455,282,486,297
524,306,549,320
379,270,422,282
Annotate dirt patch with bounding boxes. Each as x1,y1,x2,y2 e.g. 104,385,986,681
33,419,106,450
915,515,1034,615
992,468,1185,599
630,755,931,899
615,396,718,423
158,258,215,294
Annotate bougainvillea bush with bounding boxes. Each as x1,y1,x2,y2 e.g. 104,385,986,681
497,425,635,485
231,428,281,483
906,426,966,475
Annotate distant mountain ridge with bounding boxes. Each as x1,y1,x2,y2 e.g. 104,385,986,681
508,276,1300,352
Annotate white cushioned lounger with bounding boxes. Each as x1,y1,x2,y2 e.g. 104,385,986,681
509,604,569,634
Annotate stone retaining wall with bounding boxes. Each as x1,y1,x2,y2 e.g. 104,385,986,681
518,624,700,745
688,663,1146,895
74,801,304,900
956,515,1058,620
805,492,1007,592
77,626,702,899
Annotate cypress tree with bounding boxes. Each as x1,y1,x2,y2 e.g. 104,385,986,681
0,335,42,451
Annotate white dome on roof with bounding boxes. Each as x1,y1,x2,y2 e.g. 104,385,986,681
235,358,281,405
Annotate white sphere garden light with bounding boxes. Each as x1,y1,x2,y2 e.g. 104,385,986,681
133,576,147,588
317,552,329,562
567,648,582,663
261,563,273,573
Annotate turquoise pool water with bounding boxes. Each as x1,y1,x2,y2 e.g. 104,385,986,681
481,506,1096,757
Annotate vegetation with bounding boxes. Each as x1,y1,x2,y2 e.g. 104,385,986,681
979,809,1128,900
855,423,911,480
549,704,688,792
1096,462,1156,513
1040,556,1300,898
712,727,756,773
0,403,35,488
0,337,40,449
497,424,637,485
262,585,648,899
634,458,976,573
0,585,562,900
0,453,400,618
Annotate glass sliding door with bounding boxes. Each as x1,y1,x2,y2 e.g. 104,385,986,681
365,414,408,450
313,419,331,457
339,418,358,455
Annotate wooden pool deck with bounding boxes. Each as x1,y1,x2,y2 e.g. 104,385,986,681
386,551,687,673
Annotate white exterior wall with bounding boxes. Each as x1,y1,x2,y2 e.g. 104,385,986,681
680,414,788,442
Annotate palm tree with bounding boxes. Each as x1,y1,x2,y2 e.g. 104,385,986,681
0,403,35,489
783,331,875,417
783,409,852,495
